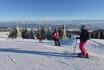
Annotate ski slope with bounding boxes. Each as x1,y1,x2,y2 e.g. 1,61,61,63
0,32,104,70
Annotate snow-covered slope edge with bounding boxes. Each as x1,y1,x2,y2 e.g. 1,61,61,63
0,38,104,70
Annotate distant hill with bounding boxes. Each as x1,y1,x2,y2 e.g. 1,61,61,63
0,20,104,31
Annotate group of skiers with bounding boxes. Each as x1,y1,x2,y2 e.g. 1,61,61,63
52,25,90,58
37,25,89,58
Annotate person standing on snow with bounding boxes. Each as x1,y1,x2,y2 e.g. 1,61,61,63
52,29,61,46
76,25,90,58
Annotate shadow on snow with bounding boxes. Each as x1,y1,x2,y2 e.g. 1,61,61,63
0,48,74,58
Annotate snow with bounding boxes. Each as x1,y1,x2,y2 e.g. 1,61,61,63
0,32,9,38
0,32,104,70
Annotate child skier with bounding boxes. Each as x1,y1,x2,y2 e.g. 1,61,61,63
76,25,89,58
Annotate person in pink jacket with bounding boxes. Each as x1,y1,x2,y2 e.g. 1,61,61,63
52,29,61,46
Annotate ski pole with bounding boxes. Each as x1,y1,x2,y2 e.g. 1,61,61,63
73,39,77,56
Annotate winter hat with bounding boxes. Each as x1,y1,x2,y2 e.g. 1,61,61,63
81,25,85,28
80,25,85,29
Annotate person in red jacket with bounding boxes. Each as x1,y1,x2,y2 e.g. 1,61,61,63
76,25,89,58
52,29,61,46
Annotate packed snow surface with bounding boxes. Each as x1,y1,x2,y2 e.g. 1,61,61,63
0,32,104,70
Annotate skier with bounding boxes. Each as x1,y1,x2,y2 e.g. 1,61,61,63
52,29,61,46
38,30,42,43
76,25,90,58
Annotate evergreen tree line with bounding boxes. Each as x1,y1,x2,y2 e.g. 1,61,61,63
8,26,71,40
90,30,104,39
8,28,35,39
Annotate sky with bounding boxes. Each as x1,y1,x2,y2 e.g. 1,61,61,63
0,0,104,21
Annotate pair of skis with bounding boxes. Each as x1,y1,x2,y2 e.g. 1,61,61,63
73,40,98,60
73,53,98,60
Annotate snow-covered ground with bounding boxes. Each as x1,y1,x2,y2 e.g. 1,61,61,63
0,32,104,70
0,32,9,38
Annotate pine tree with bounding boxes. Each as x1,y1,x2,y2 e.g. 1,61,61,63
37,30,42,43
29,30,35,39
58,27,64,40
66,32,71,39
47,28,52,40
21,28,29,39
8,28,18,38
41,26,46,39
62,24,67,38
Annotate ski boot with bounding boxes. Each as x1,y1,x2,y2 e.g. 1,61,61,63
85,53,89,59
78,53,89,59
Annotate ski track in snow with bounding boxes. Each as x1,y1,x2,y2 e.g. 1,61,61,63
8,55,17,64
